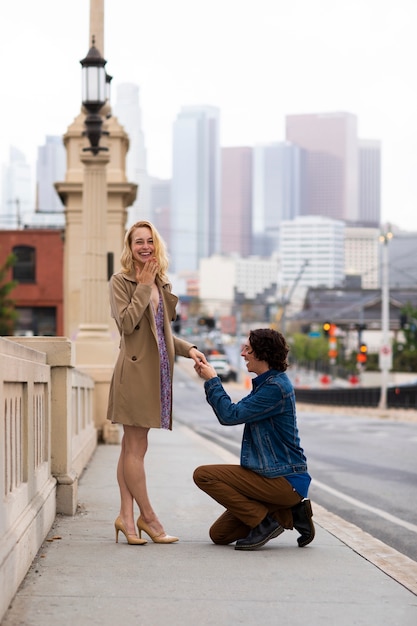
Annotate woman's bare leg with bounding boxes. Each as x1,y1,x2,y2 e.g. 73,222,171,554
116,434,136,534
121,425,165,536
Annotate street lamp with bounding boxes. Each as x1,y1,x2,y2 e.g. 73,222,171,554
80,37,108,155
378,228,393,410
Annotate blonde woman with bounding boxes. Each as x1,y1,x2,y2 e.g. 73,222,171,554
107,221,207,545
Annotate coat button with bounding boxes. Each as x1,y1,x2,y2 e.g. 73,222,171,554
132,356,137,361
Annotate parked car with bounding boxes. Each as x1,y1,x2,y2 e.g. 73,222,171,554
207,354,237,382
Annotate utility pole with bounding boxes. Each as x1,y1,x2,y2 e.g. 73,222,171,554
378,229,393,410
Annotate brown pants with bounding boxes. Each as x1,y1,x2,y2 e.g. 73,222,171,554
193,464,302,545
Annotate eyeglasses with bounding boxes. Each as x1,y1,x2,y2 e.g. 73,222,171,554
241,344,253,354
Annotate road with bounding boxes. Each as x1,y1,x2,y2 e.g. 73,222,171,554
173,359,417,562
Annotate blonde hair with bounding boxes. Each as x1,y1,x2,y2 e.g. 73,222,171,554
120,221,170,282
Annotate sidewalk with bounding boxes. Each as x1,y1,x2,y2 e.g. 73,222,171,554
2,424,417,626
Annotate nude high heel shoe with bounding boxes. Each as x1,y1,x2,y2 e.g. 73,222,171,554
136,517,179,543
115,516,147,545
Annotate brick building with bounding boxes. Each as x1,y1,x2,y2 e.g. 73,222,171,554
0,229,64,336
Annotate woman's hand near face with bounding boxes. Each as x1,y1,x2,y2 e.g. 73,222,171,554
135,258,159,286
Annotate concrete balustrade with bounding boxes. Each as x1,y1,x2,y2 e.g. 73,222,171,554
0,336,97,622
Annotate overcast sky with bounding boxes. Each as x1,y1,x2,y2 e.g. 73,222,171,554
1,0,416,231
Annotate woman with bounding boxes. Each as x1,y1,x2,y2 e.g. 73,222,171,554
107,220,207,545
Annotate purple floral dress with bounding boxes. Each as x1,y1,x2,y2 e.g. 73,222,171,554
152,292,171,429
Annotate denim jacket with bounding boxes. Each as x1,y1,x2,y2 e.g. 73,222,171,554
204,370,309,479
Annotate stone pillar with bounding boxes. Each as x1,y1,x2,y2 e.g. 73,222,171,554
90,0,104,54
74,149,120,443
78,150,111,332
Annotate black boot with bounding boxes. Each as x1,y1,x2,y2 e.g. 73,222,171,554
292,499,315,547
235,514,284,551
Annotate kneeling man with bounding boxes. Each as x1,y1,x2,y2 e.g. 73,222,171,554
193,328,314,551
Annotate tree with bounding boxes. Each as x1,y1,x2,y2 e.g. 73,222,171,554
393,303,417,372
0,253,18,336
290,332,330,367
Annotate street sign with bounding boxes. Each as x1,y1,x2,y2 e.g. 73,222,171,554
379,344,392,369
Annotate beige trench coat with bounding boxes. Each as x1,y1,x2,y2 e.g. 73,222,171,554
106,270,195,429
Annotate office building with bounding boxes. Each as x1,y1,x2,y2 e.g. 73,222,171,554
150,177,171,251
199,254,278,305
344,226,380,289
221,146,252,257
252,142,302,255
1,147,33,229
279,216,345,289
36,136,66,213
286,112,359,223
387,230,417,288
358,139,381,227
113,83,150,224
171,105,221,273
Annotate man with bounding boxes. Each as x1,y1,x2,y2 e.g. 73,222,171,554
193,328,314,551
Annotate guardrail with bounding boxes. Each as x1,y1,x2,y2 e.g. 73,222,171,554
295,384,417,409
0,337,97,622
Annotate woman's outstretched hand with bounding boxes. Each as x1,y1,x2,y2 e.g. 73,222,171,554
189,347,208,366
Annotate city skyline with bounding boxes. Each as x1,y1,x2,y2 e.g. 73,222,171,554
1,0,416,231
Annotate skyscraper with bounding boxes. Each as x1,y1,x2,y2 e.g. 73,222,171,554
1,147,33,229
150,177,171,251
286,112,359,223
221,146,252,257
36,136,66,213
358,139,381,227
113,83,150,225
252,142,302,256
171,106,220,273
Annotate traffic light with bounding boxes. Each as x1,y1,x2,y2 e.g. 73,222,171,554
172,314,181,334
323,321,331,336
357,343,367,364
198,316,215,329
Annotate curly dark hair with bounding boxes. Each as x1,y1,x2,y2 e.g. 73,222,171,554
248,328,289,372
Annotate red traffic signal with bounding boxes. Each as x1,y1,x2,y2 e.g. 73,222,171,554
357,343,367,363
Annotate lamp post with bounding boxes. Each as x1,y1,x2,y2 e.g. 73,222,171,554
76,39,117,443
80,37,108,155
378,228,393,410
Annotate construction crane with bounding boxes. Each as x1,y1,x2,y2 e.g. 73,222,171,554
276,259,309,335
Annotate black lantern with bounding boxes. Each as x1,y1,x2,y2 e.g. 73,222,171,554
80,37,108,155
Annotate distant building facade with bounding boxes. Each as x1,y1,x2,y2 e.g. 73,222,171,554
387,230,417,288
0,229,64,336
199,254,278,303
279,216,345,289
286,112,359,223
171,105,221,272
344,226,380,289
1,147,33,229
150,177,171,251
285,112,381,229
252,141,302,256
36,136,66,214
113,82,151,225
221,146,252,257
358,139,381,227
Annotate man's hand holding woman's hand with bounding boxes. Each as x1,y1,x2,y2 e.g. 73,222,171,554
194,360,218,381
188,348,217,379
